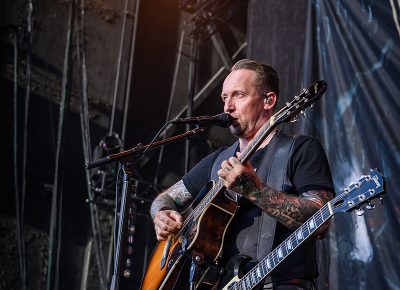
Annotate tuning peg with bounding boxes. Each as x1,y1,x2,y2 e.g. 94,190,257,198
291,116,298,123
366,202,375,210
310,104,315,110
301,110,306,118
356,208,365,216
379,196,384,204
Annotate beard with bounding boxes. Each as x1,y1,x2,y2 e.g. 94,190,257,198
229,122,245,138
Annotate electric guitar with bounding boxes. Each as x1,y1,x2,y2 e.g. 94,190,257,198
218,168,386,290
140,80,328,290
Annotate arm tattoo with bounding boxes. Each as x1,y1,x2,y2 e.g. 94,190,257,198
237,176,333,229
150,180,193,219
150,194,177,220
166,180,193,206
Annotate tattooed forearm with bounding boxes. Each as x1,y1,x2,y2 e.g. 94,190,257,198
236,176,333,229
150,193,177,219
255,189,321,229
167,180,193,206
150,180,193,219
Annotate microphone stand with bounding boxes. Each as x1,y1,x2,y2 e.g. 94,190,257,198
85,127,206,290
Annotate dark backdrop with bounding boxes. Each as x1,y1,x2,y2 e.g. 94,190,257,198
247,0,400,289
2,0,399,289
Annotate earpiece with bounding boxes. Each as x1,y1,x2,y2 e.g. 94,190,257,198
265,96,273,105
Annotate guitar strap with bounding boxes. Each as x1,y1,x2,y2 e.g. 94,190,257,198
210,131,297,283
255,132,297,284
211,140,240,186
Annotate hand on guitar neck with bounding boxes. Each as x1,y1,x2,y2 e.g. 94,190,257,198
217,152,264,198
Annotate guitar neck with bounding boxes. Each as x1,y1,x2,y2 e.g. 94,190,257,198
182,117,276,230
237,203,333,289
229,169,386,290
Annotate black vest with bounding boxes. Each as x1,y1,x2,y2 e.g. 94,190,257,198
210,131,298,263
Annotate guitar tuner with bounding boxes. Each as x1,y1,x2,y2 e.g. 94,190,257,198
300,110,306,118
358,194,366,201
366,202,375,210
356,208,365,216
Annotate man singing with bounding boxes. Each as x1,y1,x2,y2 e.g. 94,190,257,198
150,59,334,290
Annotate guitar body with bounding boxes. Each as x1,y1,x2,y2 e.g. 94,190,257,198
140,190,238,290
140,237,183,290
189,192,238,260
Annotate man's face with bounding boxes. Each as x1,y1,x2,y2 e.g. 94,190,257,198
221,69,270,139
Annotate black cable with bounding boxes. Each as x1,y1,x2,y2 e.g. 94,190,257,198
185,33,197,173
141,120,175,156
46,1,74,290
153,30,186,186
113,164,122,273
21,0,35,287
11,26,28,290
109,0,130,135
75,0,107,287
121,0,140,143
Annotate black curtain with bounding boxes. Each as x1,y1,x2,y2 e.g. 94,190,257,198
247,0,400,289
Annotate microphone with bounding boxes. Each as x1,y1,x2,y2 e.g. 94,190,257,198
170,113,235,128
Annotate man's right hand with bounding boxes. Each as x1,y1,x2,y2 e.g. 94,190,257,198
153,210,183,241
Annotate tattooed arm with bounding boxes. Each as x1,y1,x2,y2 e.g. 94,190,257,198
151,180,193,241
244,186,333,230
218,156,334,230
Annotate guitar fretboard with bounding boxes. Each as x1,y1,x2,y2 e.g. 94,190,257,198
179,117,274,235
228,203,332,290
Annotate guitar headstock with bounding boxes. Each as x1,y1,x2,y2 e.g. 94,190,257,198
272,80,327,125
331,168,386,215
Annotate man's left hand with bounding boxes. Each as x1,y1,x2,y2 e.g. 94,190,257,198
217,155,264,196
